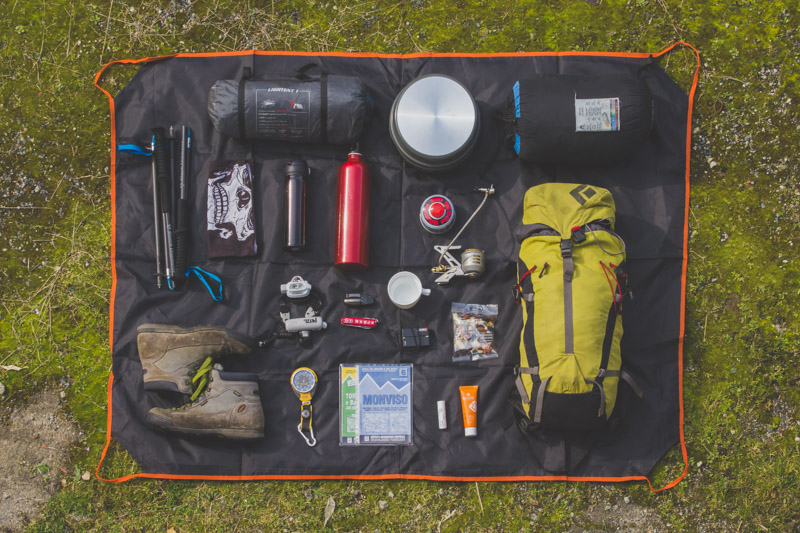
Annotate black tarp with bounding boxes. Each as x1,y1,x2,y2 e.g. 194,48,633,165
97,45,696,484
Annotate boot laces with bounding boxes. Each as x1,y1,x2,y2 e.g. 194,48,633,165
174,357,215,410
189,357,215,401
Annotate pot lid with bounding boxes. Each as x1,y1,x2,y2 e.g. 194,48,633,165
393,75,478,158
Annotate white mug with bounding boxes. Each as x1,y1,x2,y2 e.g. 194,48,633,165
387,271,431,309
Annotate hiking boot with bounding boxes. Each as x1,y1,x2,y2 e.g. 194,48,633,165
146,363,265,440
137,323,252,395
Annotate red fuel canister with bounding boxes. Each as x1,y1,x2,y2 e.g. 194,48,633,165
335,151,370,270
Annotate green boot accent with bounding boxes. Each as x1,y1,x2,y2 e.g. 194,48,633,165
136,323,252,395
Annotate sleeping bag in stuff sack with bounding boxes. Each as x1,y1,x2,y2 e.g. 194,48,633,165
511,183,643,436
509,74,653,163
207,75,371,144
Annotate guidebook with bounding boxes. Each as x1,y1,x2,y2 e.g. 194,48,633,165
339,364,413,446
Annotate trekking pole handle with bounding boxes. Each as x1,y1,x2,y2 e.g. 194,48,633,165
151,128,171,214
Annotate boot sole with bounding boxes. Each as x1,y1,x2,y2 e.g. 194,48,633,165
146,411,264,440
137,323,254,350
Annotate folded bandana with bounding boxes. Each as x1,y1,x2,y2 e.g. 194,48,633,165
207,160,257,258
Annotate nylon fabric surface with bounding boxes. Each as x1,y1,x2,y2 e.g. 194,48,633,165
102,50,691,481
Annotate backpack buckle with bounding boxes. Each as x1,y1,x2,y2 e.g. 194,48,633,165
560,239,572,258
571,225,586,243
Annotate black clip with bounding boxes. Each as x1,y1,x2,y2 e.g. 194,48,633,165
513,286,521,305
560,239,572,258
572,226,586,244
344,293,375,307
538,262,549,278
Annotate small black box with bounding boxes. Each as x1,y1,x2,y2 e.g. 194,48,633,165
401,328,430,348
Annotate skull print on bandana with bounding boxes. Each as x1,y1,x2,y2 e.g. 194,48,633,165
207,161,257,258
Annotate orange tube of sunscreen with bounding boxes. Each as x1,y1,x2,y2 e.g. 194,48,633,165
459,385,479,437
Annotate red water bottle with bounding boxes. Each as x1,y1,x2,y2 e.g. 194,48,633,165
335,151,370,270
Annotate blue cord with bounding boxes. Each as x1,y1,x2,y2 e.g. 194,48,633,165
117,143,153,156
185,266,224,302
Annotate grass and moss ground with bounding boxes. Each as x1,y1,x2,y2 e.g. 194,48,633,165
1,0,798,531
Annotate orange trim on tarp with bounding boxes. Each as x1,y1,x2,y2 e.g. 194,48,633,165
92,68,119,353
648,40,700,493
95,372,116,482
94,42,699,488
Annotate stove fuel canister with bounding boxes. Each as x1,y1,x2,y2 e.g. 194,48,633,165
419,195,456,234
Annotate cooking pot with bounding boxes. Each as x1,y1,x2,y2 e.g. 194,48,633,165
389,74,480,172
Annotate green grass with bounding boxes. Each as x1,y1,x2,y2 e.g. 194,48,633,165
2,0,799,531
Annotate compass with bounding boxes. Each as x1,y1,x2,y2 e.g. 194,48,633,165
291,367,318,400
290,367,318,446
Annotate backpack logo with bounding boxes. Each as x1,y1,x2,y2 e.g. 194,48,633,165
569,184,597,205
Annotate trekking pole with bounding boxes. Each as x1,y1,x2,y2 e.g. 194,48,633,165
152,127,176,289
169,126,177,221
150,136,164,289
173,125,191,283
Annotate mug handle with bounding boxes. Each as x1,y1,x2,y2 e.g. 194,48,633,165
421,288,431,296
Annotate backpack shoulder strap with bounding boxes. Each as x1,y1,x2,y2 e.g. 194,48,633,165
513,366,538,404
603,368,644,398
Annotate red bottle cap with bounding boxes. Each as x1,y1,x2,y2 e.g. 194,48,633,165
420,195,455,234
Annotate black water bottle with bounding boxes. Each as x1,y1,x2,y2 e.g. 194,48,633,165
284,160,309,251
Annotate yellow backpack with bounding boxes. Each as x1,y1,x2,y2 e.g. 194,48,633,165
512,183,642,433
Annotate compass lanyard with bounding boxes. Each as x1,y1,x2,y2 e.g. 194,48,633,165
298,398,316,447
